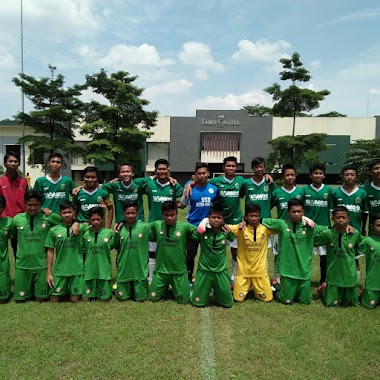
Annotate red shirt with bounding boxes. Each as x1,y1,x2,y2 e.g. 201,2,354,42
0,173,28,217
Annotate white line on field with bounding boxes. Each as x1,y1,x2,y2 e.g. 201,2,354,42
200,308,216,380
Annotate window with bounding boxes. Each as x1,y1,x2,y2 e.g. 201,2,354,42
201,132,240,152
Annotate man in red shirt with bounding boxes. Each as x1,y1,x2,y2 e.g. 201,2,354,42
0,151,28,256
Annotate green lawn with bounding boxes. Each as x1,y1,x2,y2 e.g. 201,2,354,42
0,199,379,379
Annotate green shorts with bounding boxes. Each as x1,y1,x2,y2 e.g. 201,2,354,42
191,269,233,308
0,271,11,300
277,276,311,305
83,279,112,300
50,275,83,296
322,284,358,307
361,289,380,309
116,280,148,301
14,268,49,301
149,272,189,304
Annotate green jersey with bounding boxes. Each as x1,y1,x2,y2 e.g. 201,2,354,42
143,180,183,222
209,175,245,223
83,228,115,280
244,178,275,218
359,236,380,291
302,184,334,226
331,187,368,230
0,217,12,273
45,223,88,276
149,221,197,274
11,212,61,270
262,218,329,280
324,229,362,287
34,175,76,213
194,229,235,272
102,178,148,223
73,188,112,223
271,186,303,220
363,182,380,235
116,222,150,281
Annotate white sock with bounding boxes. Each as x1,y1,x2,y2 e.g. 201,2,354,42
275,273,281,284
148,258,156,282
231,259,237,280
357,270,360,282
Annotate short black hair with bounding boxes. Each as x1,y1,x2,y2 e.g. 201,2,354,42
195,162,209,172
340,164,357,176
123,201,139,212
309,163,326,174
245,203,261,214
332,206,349,217
370,212,380,225
367,159,380,171
0,195,6,209
155,159,169,169
88,206,104,218
282,163,296,177
83,166,98,176
24,190,43,203
251,157,265,168
209,205,224,216
288,198,304,210
4,151,20,164
48,152,63,162
223,156,237,165
59,200,74,211
119,163,134,171
162,200,177,213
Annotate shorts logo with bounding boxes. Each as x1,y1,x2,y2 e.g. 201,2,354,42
176,232,181,237
86,289,91,295
55,287,62,293
333,300,338,305
57,234,62,237
195,297,200,302
151,292,156,297
42,223,46,228
104,238,109,242
138,233,143,238
61,184,66,190
348,243,353,249
19,291,25,297
370,300,375,305
221,240,225,245
286,299,291,304
118,291,123,296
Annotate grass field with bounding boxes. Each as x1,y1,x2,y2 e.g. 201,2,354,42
0,199,379,380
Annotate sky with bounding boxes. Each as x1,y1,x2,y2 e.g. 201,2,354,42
1,0,380,120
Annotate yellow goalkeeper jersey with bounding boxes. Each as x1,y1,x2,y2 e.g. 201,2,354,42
229,224,275,277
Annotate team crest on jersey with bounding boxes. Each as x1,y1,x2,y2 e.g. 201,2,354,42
19,226,24,230
204,235,208,240
160,230,163,235
97,196,103,203
323,193,328,200
239,292,244,298
57,234,62,238
261,234,265,239
169,189,174,195
3,231,8,235
221,240,225,245
42,223,46,228
138,233,143,238
264,186,268,192
296,195,301,199
104,238,109,243
355,197,361,204
208,188,214,194
370,246,374,251
348,243,353,249
19,185,24,190
235,183,239,189
87,238,91,242
133,187,138,193
302,230,306,235
286,228,290,232
61,184,66,190
120,236,124,240
176,232,181,237
244,235,248,240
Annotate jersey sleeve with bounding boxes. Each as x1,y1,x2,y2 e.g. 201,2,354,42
313,225,331,246
226,230,236,242
362,190,369,213
48,213,63,226
33,178,43,192
101,182,115,193
330,189,337,210
44,229,55,249
174,183,184,199
180,194,189,206
239,180,246,198
261,218,284,231
358,238,369,257
148,221,158,241
228,224,240,236
354,232,363,258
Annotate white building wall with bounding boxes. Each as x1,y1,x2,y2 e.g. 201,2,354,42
272,117,376,141
146,116,170,142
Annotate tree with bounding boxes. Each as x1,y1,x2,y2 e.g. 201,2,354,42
12,65,84,167
80,70,157,176
243,104,273,117
317,111,347,117
265,52,330,136
345,139,380,183
266,133,329,173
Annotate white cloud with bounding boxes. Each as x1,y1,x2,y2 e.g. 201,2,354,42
317,8,380,28
98,44,175,70
192,90,272,110
145,79,193,97
369,88,380,95
0,32,17,69
179,42,224,73
194,69,209,80
309,60,321,69
231,39,291,62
